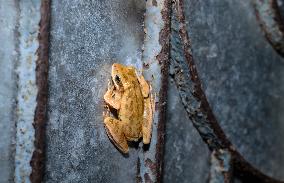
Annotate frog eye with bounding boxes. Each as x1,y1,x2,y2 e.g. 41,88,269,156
115,75,121,84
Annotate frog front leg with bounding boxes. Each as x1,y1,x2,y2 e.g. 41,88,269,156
104,117,129,153
104,82,122,110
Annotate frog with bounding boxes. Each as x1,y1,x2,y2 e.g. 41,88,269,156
103,63,154,153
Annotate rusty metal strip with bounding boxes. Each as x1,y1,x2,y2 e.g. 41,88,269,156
172,0,284,182
137,0,171,182
30,0,51,182
155,0,171,182
254,0,284,57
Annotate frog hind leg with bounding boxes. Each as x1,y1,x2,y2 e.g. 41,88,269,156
104,117,129,153
142,93,154,144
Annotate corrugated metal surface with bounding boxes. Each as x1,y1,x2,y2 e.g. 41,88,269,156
0,0,284,182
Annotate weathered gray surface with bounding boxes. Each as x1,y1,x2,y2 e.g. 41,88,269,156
45,0,145,182
184,0,284,180
0,1,17,183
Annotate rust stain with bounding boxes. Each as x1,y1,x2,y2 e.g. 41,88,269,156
29,0,51,182
154,0,171,182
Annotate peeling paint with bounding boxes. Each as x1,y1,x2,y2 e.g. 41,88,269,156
14,1,41,183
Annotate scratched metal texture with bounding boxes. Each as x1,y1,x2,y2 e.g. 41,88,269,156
45,0,145,182
181,0,284,180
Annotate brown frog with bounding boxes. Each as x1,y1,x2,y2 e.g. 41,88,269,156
103,63,154,153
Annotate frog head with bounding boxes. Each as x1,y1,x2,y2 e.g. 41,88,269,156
111,63,136,91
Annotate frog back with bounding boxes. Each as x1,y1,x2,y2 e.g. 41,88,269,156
119,83,144,124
